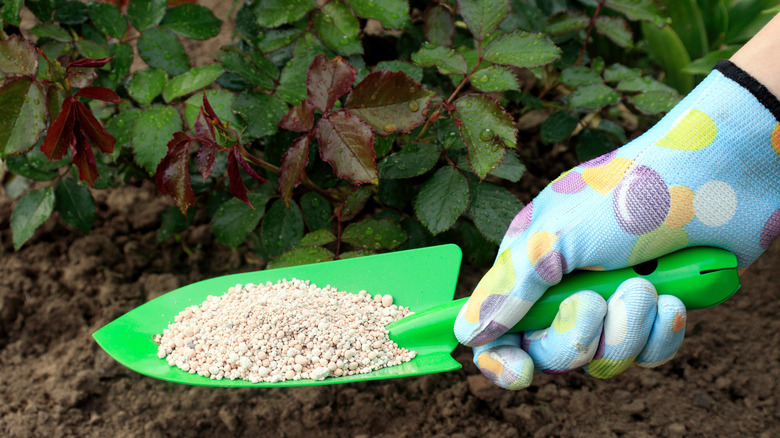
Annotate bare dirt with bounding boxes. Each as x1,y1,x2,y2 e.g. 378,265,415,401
1,178,780,438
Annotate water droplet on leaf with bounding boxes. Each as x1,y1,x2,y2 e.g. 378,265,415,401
407,101,419,112
383,123,397,133
479,128,494,141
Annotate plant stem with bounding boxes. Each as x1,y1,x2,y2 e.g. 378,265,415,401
575,0,605,67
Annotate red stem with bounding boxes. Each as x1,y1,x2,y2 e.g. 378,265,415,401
576,1,605,66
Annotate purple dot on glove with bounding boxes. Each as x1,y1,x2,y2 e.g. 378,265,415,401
535,250,567,283
760,208,780,249
580,150,617,168
470,321,510,346
506,201,533,237
612,165,670,235
552,172,586,194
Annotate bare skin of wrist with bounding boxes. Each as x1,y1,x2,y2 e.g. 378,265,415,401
730,13,780,98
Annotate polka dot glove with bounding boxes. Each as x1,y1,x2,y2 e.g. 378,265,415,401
454,61,780,390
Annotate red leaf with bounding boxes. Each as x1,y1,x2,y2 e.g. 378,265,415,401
72,127,99,186
235,148,267,184
278,135,310,206
41,97,75,160
227,147,251,207
155,132,196,214
315,110,378,185
67,57,114,69
194,108,215,143
196,140,216,181
344,70,435,136
73,101,116,154
75,86,123,103
306,55,357,113
278,100,315,132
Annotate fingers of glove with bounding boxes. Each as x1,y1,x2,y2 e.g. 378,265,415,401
523,291,606,374
454,238,567,347
472,334,534,390
636,294,687,367
584,278,658,379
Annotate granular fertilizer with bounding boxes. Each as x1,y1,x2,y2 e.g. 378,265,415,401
155,279,416,383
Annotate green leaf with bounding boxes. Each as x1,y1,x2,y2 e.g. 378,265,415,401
604,0,668,27
0,79,47,159
212,193,270,247
29,24,72,42
251,0,315,28
483,31,560,68
127,68,167,106
544,10,589,36
594,15,633,48
255,28,302,52
616,76,677,93
469,181,522,245
725,0,775,45
640,22,693,93
424,4,455,46
131,105,183,175
105,108,140,151
347,0,410,30
267,246,334,269
137,28,190,76
75,39,109,59
300,192,332,231
313,1,362,56
569,83,621,110
414,166,469,235
683,46,739,75
603,63,641,82
378,142,440,179
87,2,127,39
277,33,330,104
54,177,94,233
378,178,412,209
662,0,707,59
127,0,166,32
11,187,55,250
576,129,616,162
217,46,279,90
700,0,728,47
338,249,373,259
489,150,525,182
411,45,468,75
375,60,422,82
456,221,495,266
0,36,38,76
597,119,626,144
262,199,304,257
470,66,519,92
342,218,407,250
232,91,287,140
315,111,378,184
345,70,434,136
541,111,579,144
157,206,195,242
4,155,57,181
451,94,517,179
160,4,222,40
457,0,510,41
559,66,602,87
628,90,681,115
54,1,87,25
502,0,546,33
184,89,240,131
298,228,336,246
162,63,224,102
105,42,134,86
2,0,23,26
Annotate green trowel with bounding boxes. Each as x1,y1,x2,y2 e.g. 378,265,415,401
93,245,740,387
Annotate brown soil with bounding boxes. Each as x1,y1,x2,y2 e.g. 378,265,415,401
1,179,780,438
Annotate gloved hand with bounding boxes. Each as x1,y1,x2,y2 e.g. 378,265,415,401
455,60,780,389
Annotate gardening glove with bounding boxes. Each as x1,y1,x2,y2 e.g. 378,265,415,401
455,60,780,390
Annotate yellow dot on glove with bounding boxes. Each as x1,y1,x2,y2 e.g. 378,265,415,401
627,225,688,266
582,157,633,194
551,295,579,333
666,185,695,228
772,123,780,156
477,351,504,376
656,109,717,151
526,231,558,266
464,249,515,323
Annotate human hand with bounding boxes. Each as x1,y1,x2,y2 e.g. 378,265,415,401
455,61,780,389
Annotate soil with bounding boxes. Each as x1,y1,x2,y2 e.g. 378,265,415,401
4,3,780,437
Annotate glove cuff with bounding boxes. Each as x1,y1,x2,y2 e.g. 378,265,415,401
714,60,780,122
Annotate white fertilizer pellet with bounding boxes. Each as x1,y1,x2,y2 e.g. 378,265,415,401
154,279,416,383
